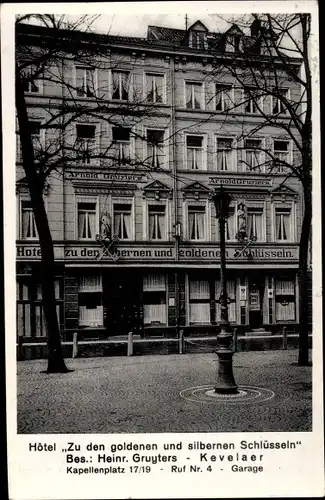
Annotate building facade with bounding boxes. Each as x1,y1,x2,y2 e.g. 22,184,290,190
16,20,304,342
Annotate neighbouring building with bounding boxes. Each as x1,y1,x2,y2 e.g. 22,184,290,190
16,19,306,343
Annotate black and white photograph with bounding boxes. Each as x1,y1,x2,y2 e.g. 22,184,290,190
3,1,324,498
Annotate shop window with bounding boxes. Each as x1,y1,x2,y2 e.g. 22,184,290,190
185,82,203,109
147,129,165,169
112,71,130,101
146,73,164,103
247,209,264,241
78,275,103,327
143,274,167,325
216,138,235,171
244,139,263,172
186,135,205,170
275,278,295,322
215,280,237,323
21,201,38,239
113,203,132,240
189,280,210,324
188,206,206,241
75,124,97,164
148,205,166,240
215,84,232,111
78,202,97,240
112,127,131,165
76,67,96,97
272,89,289,115
275,208,292,241
273,140,290,173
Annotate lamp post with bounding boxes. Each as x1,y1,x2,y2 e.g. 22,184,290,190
213,186,238,394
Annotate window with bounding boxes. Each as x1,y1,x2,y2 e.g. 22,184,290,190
76,67,96,97
216,280,236,323
216,138,234,171
275,208,291,241
189,31,207,50
189,280,210,324
112,127,131,164
226,35,241,53
147,129,165,169
146,73,164,103
29,120,43,156
244,89,260,114
272,89,289,115
79,275,103,327
78,202,96,240
225,209,236,240
215,84,232,111
273,140,290,173
148,205,166,240
21,201,37,239
75,124,96,164
22,65,42,94
186,135,204,170
185,82,203,109
112,71,130,100
143,274,167,325
245,139,263,172
275,278,295,322
188,206,206,240
113,203,132,240
247,209,263,241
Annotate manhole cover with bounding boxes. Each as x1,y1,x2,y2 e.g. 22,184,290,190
180,385,275,405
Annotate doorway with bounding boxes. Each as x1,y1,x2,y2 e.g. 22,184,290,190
248,274,264,328
103,272,141,336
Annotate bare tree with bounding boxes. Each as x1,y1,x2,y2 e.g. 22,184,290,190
16,14,168,372
206,13,312,365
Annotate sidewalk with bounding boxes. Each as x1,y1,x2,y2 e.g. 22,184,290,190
17,350,312,433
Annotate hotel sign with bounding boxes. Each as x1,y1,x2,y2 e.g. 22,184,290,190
209,177,273,188
16,244,298,262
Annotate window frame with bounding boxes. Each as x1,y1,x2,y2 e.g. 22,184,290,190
112,198,135,241
243,88,263,114
215,83,234,112
143,273,168,326
144,72,166,104
272,202,296,242
215,136,236,172
75,66,98,98
185,133,207,171
271,88,290,116
243,137,265,173
111,126,134,165
75,196,99,241
143,199,169,241
110,70,132,101
184,80,204,110
20,199,38,240
272,138,292,174
74,122,99,165
145,128,168,170
22,64,43,95
184,200,210,242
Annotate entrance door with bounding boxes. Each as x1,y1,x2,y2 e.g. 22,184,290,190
248,276,264,328
104,273,141,336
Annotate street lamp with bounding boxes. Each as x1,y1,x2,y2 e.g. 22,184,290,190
213,186,238,394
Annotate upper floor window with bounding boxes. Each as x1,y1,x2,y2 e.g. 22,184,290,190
185,82,203,109
112,127,131,165
21,201,37,239
272,89,289,115
75,124,97,164
189,31,207,50
147,129,165,169
273,140,290,173
148,205,166,240
215,84,233,111
188,206,206,240
225,35,241,53
76,67,96,97
78,202,96,240
113,203,132,240
112,71,130,101
146,73,164,103
244,139,263,172
216,137,235,171
244,88,260,114
247,208,264,241
275,208,292,241
186,135,204,170
22,64,43,94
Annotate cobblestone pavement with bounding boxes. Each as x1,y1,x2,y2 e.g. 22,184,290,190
17,350,312,433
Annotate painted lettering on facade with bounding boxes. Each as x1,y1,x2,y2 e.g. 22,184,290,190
66,171,145,182
209,177,273,187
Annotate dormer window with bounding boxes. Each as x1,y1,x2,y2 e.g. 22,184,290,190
225,35,241,53
189,31,207,50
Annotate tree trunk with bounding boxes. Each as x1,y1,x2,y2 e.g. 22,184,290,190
16,65,69,373
298,180,312,366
